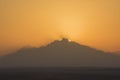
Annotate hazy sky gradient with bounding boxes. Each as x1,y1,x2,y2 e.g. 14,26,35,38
0,0,120,55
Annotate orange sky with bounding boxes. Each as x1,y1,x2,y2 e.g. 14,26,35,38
0,0,120,55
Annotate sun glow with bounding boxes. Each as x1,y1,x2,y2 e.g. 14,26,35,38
57,15,84,41
68,39,72,42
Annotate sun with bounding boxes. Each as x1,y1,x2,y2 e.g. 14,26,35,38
68,39,72,42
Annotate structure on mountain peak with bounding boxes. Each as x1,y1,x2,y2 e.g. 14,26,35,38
61,37,69,42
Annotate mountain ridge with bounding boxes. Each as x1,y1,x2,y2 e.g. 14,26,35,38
0,38,120,68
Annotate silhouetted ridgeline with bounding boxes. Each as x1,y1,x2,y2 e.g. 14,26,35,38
0,38,120,68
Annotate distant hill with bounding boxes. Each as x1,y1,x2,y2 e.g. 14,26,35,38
0,38,120,68
114,51,120,54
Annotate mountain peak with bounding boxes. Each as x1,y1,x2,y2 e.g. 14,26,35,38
48,37,73,46
61,38,69,42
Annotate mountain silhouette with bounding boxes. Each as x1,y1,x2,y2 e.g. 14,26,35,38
114,51,120,54
0,38,120,68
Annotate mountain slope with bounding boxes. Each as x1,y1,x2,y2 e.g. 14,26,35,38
0,38,120,67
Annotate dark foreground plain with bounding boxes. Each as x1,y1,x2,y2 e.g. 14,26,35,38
0,67,120,80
